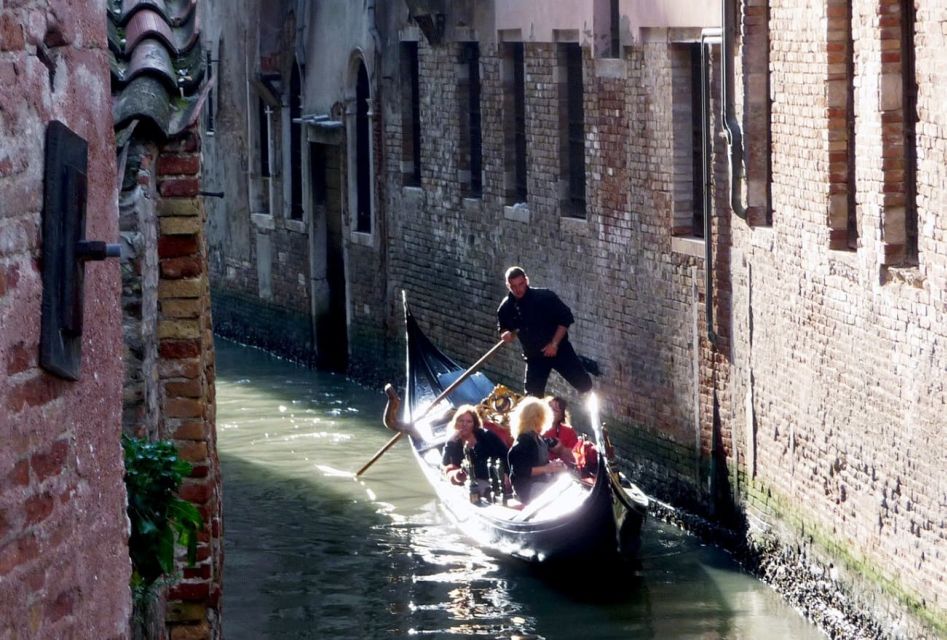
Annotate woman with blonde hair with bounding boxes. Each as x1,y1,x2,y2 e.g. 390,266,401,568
507,397,571,503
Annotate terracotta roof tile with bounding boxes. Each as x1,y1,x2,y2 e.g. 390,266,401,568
108,0,206,139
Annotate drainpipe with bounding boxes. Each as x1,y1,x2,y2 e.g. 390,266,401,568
721,0,748,220
701,29,720,347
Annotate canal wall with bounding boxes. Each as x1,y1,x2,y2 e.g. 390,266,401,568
202,0,946,637
0,1,131,638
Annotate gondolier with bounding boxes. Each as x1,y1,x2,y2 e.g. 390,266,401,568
497,266,593,397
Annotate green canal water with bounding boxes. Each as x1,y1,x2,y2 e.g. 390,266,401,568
216,337,822,639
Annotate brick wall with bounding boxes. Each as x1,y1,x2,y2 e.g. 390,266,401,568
155,129,223,639
118,127,222,639
724,0,946,633
0,2,131,638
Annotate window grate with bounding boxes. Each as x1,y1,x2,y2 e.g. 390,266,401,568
565,44,585,214
401,42,421,187
512,43,527,203
467,43,482,198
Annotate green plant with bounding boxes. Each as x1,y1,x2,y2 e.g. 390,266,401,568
122,435,203,588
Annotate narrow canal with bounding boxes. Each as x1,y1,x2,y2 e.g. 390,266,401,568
216,338,822,639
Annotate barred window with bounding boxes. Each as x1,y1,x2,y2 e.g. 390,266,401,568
400,42,421,187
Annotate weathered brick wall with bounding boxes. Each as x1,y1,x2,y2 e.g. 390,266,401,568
0,3,131,638
118,128,223,639
724,0,946,633
154,129,223,639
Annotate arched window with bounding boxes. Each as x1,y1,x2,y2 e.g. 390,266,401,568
355,61,372,233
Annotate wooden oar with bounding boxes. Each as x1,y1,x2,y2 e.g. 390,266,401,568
355,338,508,477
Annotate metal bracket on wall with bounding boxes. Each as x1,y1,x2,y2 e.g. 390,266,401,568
40,120,121,381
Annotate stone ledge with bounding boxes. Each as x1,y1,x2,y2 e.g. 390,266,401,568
350,230,374,247
595,57,626,79
250,213,275,230
671,236,705,258
462,197,482,211
503,204,530,223
284,219,307,234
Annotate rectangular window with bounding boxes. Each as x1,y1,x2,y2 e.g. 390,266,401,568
670,43,707,237
559,43,586,218
289,63,303,220
457,42,483,198
901,0,918,262
878,0,918,265
502,43,527,205
205,50,215,134
250,90,271,215
400,42,421,187
257,96,270,178
827,0,856,250
610,0,621,58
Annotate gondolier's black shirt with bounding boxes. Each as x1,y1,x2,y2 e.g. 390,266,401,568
497,287,575,359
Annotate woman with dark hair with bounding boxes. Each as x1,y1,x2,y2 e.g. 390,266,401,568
542,395,579,452
441,405,509,487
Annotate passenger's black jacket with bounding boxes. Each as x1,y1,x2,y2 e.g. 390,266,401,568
442,428,509,479
497,287,575,358
507,431,552,503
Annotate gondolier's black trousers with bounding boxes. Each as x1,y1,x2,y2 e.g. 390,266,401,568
524,340,592,397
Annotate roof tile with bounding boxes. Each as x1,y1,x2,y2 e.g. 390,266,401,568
108,0,205,139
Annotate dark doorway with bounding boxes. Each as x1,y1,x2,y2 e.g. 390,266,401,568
310,142,348,372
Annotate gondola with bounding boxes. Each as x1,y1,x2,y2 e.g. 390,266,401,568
382,300,649,563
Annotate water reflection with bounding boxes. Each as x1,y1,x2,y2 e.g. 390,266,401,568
216,338,819,639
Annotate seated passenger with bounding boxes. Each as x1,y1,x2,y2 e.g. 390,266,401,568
507,397,572,503
442,405,510,486
542,395,578,465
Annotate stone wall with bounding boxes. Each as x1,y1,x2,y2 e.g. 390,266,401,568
0,2,131,638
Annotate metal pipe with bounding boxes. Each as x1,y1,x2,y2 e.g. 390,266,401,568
701,30,721,346
721,0,748,219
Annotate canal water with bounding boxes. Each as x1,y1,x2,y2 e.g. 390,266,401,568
216,338,822,639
